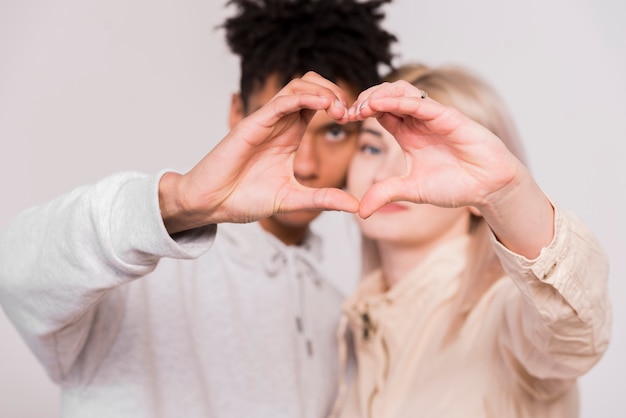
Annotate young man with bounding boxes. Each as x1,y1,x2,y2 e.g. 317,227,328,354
221,0,396,246
0,1,396,417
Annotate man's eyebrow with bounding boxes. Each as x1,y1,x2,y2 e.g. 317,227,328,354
361,127,383,137
317,121,360,131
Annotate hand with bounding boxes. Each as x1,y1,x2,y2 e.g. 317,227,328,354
348,80,523,219
348,80,554,258
160,72,358,234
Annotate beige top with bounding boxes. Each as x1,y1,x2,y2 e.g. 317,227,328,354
331,208,611,418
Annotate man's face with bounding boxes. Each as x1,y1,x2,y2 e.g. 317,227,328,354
229,73,360,244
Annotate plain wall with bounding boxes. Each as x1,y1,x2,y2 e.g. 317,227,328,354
1,0,624,416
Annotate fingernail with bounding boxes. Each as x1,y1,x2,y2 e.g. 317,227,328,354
359,100,370,115
334,99,344,109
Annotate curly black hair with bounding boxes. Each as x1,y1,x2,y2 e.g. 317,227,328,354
221,0,397,111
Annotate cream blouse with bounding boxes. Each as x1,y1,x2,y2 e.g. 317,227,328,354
331,207,611,418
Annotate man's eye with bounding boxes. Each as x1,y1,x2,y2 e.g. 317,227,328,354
324,125,347,142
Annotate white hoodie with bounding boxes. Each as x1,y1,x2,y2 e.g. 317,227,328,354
0,171,360,418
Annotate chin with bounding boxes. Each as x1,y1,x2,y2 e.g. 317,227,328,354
356,215,406,242
272,210,322,228
260,210,324,245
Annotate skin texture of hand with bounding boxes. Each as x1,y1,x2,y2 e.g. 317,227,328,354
159,72,359,234
348,80,554,259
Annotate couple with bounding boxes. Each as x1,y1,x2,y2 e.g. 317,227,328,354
0,1,610,418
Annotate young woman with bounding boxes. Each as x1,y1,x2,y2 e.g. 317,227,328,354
330,64,611,418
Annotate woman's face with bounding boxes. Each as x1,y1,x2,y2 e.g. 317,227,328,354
348,118,471,247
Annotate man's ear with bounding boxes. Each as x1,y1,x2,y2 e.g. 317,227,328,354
228,92,245,129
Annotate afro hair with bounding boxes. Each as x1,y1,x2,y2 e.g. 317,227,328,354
221,0,397,110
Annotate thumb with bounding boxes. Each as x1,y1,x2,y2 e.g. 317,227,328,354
280,186,360,214
358,177,410,218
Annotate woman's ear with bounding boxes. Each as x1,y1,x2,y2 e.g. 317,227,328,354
228,93,245,129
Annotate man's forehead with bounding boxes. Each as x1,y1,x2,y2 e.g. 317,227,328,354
246,75,283,112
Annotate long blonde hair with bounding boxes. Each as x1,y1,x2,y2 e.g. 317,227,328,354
361,63,527,334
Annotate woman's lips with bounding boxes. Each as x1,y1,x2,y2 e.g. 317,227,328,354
376,202,409,213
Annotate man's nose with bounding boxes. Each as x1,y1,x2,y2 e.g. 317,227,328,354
293,134,318,183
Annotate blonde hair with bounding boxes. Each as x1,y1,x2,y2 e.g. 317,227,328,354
386,64,527,163
361,63,527,338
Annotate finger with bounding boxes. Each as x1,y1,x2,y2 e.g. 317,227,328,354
254,93,334,127
300,71,351,106
279,186,360,214
278,73,349,120
367,96,443,120
276,84,347,121
346,82,389,119
367,80,426,102
348,80,436,120
357,177,419,219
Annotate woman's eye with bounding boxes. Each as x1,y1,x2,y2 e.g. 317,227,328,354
360,144,382,155
324,125,347,142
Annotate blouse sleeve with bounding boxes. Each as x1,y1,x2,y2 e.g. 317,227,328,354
491,206,611,396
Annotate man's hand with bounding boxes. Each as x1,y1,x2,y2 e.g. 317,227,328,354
160,72,359,234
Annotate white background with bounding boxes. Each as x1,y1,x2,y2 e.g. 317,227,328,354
0,0,624,416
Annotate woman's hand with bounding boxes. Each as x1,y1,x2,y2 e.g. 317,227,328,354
349,80,554,258
348,80,522,217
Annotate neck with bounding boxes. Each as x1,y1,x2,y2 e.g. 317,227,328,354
259,217,309,246
376,217,472,290
376,242,434,289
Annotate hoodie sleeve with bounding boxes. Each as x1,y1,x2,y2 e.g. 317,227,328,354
0,171,216,383
492,206,611,398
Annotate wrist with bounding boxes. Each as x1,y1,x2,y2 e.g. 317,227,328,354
159,171,190,234
479,167,555,259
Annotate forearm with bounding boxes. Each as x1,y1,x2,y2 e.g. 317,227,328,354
479,165,555,259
